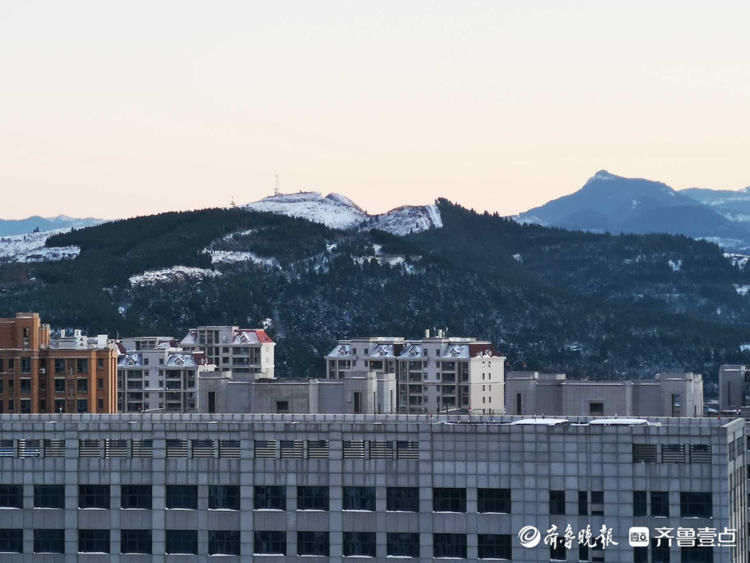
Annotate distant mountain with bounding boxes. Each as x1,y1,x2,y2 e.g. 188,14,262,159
519,171,750,251
0,215,100,236
681,186,750,223
245,191,442,235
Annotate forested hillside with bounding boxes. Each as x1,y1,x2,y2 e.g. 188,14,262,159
2,200,750,395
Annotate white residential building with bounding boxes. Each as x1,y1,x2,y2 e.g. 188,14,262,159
117,343,215,413
325,331,505,414
179,326,275,379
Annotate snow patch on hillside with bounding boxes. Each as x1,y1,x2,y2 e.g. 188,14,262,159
245,192,442,235
246,192,367,230
0,229,80,263
725,253,750,269
129,266,222,287
206,250,280,268
668,259,682,272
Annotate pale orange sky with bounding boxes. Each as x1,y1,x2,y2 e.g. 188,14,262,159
1,1,749,220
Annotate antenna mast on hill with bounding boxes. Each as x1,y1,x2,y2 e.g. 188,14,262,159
274,173,280,196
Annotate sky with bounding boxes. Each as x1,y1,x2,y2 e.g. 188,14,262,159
1,0,749,220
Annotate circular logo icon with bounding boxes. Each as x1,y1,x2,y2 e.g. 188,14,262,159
518,525,541,548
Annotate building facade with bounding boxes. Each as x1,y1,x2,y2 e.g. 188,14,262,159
719,365,750,412
0,413,742,561
117,342,215,413
325,332,505,414
0,313,118,414
198,370,396,414
179,326,275,379
506,371,704,418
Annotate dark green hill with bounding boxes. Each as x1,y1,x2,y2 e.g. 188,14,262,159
1,201,749,394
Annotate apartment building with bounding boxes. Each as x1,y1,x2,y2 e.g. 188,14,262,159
179,325,275,379
0,412,742,561
506,371,704,418
0,313,117,414
117,340,215,413
325,331,505,414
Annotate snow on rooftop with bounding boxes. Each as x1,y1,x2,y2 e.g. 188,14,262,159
588,418,652,426
509,418,569,426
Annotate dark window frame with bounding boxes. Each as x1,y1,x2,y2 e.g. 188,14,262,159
165,485,198,510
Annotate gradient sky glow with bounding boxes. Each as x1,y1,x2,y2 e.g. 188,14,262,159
1,0,749,220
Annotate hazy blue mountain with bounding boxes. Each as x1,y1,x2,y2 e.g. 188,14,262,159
519,171,750,250
681,186,750,223
0,215,100,236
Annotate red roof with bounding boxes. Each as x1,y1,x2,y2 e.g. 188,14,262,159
469,343,500,357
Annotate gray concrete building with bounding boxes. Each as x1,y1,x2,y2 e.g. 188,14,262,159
325,331,505,414
506,371,704,418
719,365,750,412
0,413,743,562
197,370,396,414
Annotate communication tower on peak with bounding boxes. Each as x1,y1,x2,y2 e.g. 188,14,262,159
274,173,280,196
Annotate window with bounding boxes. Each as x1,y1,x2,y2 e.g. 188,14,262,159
680,492,712,518
20,378,31,394
209,485,240,510
120,485,151,509
166,485,197,509
652,538,670,563
121,530,151,554
433,487,466,512
54,378,65,394
589,401,604,415
76,359,88,374
34,529,64,553
166,530,197,555
632,443,658,463
387,532,419,557
633,491,647,517
343,531,376,557
343,486,375,511
477,488,511,513
208,531,240,555
297,486,329,511
591,491,604,515
76,399,88,413
651,491,669,517
578,490,588,515
579,543,589,562
79,485,110,509
681,547,712,562
478,534,511,560
20,357,31,374
0,529,22,553
54,359,65,373
77,378,88,394
434,534,467,558
254,485,286,510
34,485,65,508
254,531,286,555
297,531,329,556
387,487,419,512
276,400,289,413
79,529,110,553
550,542,566,561
0,485,22,508
634,546,649,563
550,490,565,514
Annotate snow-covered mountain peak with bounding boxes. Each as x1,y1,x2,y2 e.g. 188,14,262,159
245,192,442,235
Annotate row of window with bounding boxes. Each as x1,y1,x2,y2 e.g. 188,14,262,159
0,484,511,512
551,490,712,518
632,443,712,464
0,358,104,373
0,438,423,459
